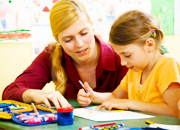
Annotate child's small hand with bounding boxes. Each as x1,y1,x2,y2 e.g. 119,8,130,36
77,82,94,106
96,99,129,110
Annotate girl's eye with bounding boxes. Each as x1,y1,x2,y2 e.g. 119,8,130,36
125,54,131,58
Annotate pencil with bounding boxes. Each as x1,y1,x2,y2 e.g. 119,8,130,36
31,103,38,113
1,108,33,114
78,80,91,97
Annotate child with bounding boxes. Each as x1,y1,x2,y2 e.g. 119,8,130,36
77,10,180,118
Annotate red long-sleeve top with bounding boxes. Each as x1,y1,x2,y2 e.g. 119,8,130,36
2,36,128,102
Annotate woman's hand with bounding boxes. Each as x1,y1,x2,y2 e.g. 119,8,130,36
96,99,130,110
23,89,71,109
178,99,180,111
77,82,94,106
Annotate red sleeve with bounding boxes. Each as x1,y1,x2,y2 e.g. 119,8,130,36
2,48,52,102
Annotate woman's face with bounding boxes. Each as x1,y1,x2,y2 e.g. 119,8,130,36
57,15,95,64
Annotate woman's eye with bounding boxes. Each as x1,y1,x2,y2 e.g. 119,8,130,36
81,31,87,36
125,54,130,58
65,38,72,42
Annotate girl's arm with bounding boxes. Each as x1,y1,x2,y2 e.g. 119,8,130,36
98,83,180,118
131,82,180,117
77,82,128,106
91,83,128,104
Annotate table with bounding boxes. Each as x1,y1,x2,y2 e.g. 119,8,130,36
0,99,180,130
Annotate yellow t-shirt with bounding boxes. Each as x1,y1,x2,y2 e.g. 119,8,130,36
120,54,180,103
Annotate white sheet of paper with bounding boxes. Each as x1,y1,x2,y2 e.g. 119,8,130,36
149,123,180,130
73,107,155,121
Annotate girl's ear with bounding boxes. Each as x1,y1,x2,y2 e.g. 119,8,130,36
145,38,156,52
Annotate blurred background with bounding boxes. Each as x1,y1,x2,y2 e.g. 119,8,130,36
0,0,180,100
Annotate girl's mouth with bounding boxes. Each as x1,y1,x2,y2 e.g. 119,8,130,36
129,66,134,69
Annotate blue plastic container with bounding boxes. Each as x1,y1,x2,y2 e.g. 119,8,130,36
57,107,74,126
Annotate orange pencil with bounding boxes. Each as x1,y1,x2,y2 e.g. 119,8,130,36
31,103,39,113
16,103,39,118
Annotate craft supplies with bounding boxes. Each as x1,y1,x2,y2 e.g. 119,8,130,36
57,107,74,126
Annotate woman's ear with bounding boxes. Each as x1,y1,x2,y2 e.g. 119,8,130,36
145,38,156,52
54,37,59,43
54,37,61,45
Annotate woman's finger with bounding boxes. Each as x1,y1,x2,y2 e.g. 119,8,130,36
43,96,52,109
47,94,61,109
54,92,71,108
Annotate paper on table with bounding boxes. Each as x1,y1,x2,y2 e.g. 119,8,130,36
150,123,180,130
73,107,155,121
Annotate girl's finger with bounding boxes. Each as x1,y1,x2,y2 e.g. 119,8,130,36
96,104,104,109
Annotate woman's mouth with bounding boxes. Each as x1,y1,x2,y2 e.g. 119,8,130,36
77,48,87,55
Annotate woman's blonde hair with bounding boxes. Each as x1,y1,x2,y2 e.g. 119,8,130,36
109,10,164,51
49,0,91,95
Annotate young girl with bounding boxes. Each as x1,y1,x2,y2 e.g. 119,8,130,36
77,10,180,118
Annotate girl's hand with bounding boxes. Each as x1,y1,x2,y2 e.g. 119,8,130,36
30,90,71,109
77,82,94,106
96,99,130,110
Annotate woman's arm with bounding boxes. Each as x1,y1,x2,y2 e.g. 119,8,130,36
2,50,52,101
22,89,71,109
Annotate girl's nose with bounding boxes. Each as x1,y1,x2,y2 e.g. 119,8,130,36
121,59,127,66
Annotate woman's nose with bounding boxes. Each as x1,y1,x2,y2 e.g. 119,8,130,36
75,37,84,47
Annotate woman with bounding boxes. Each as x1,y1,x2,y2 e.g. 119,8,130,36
2,0,128,109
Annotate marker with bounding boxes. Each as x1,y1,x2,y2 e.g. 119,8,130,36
16,112,39,118
78,80,91,97
145,120,155,125
79,122,117,130
1,108,33,114
0,106,24,111
145,120,159,128
95,123,124,130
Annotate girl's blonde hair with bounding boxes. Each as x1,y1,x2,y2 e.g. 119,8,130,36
49,0,91,95
109,10,164,51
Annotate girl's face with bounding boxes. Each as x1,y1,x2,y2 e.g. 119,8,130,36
57,15,95,64
111,43,149,72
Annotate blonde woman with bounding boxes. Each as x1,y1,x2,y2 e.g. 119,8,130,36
2,0,128,109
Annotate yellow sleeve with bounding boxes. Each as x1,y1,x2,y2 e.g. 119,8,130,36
157,57,180,94
120,70,129,92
